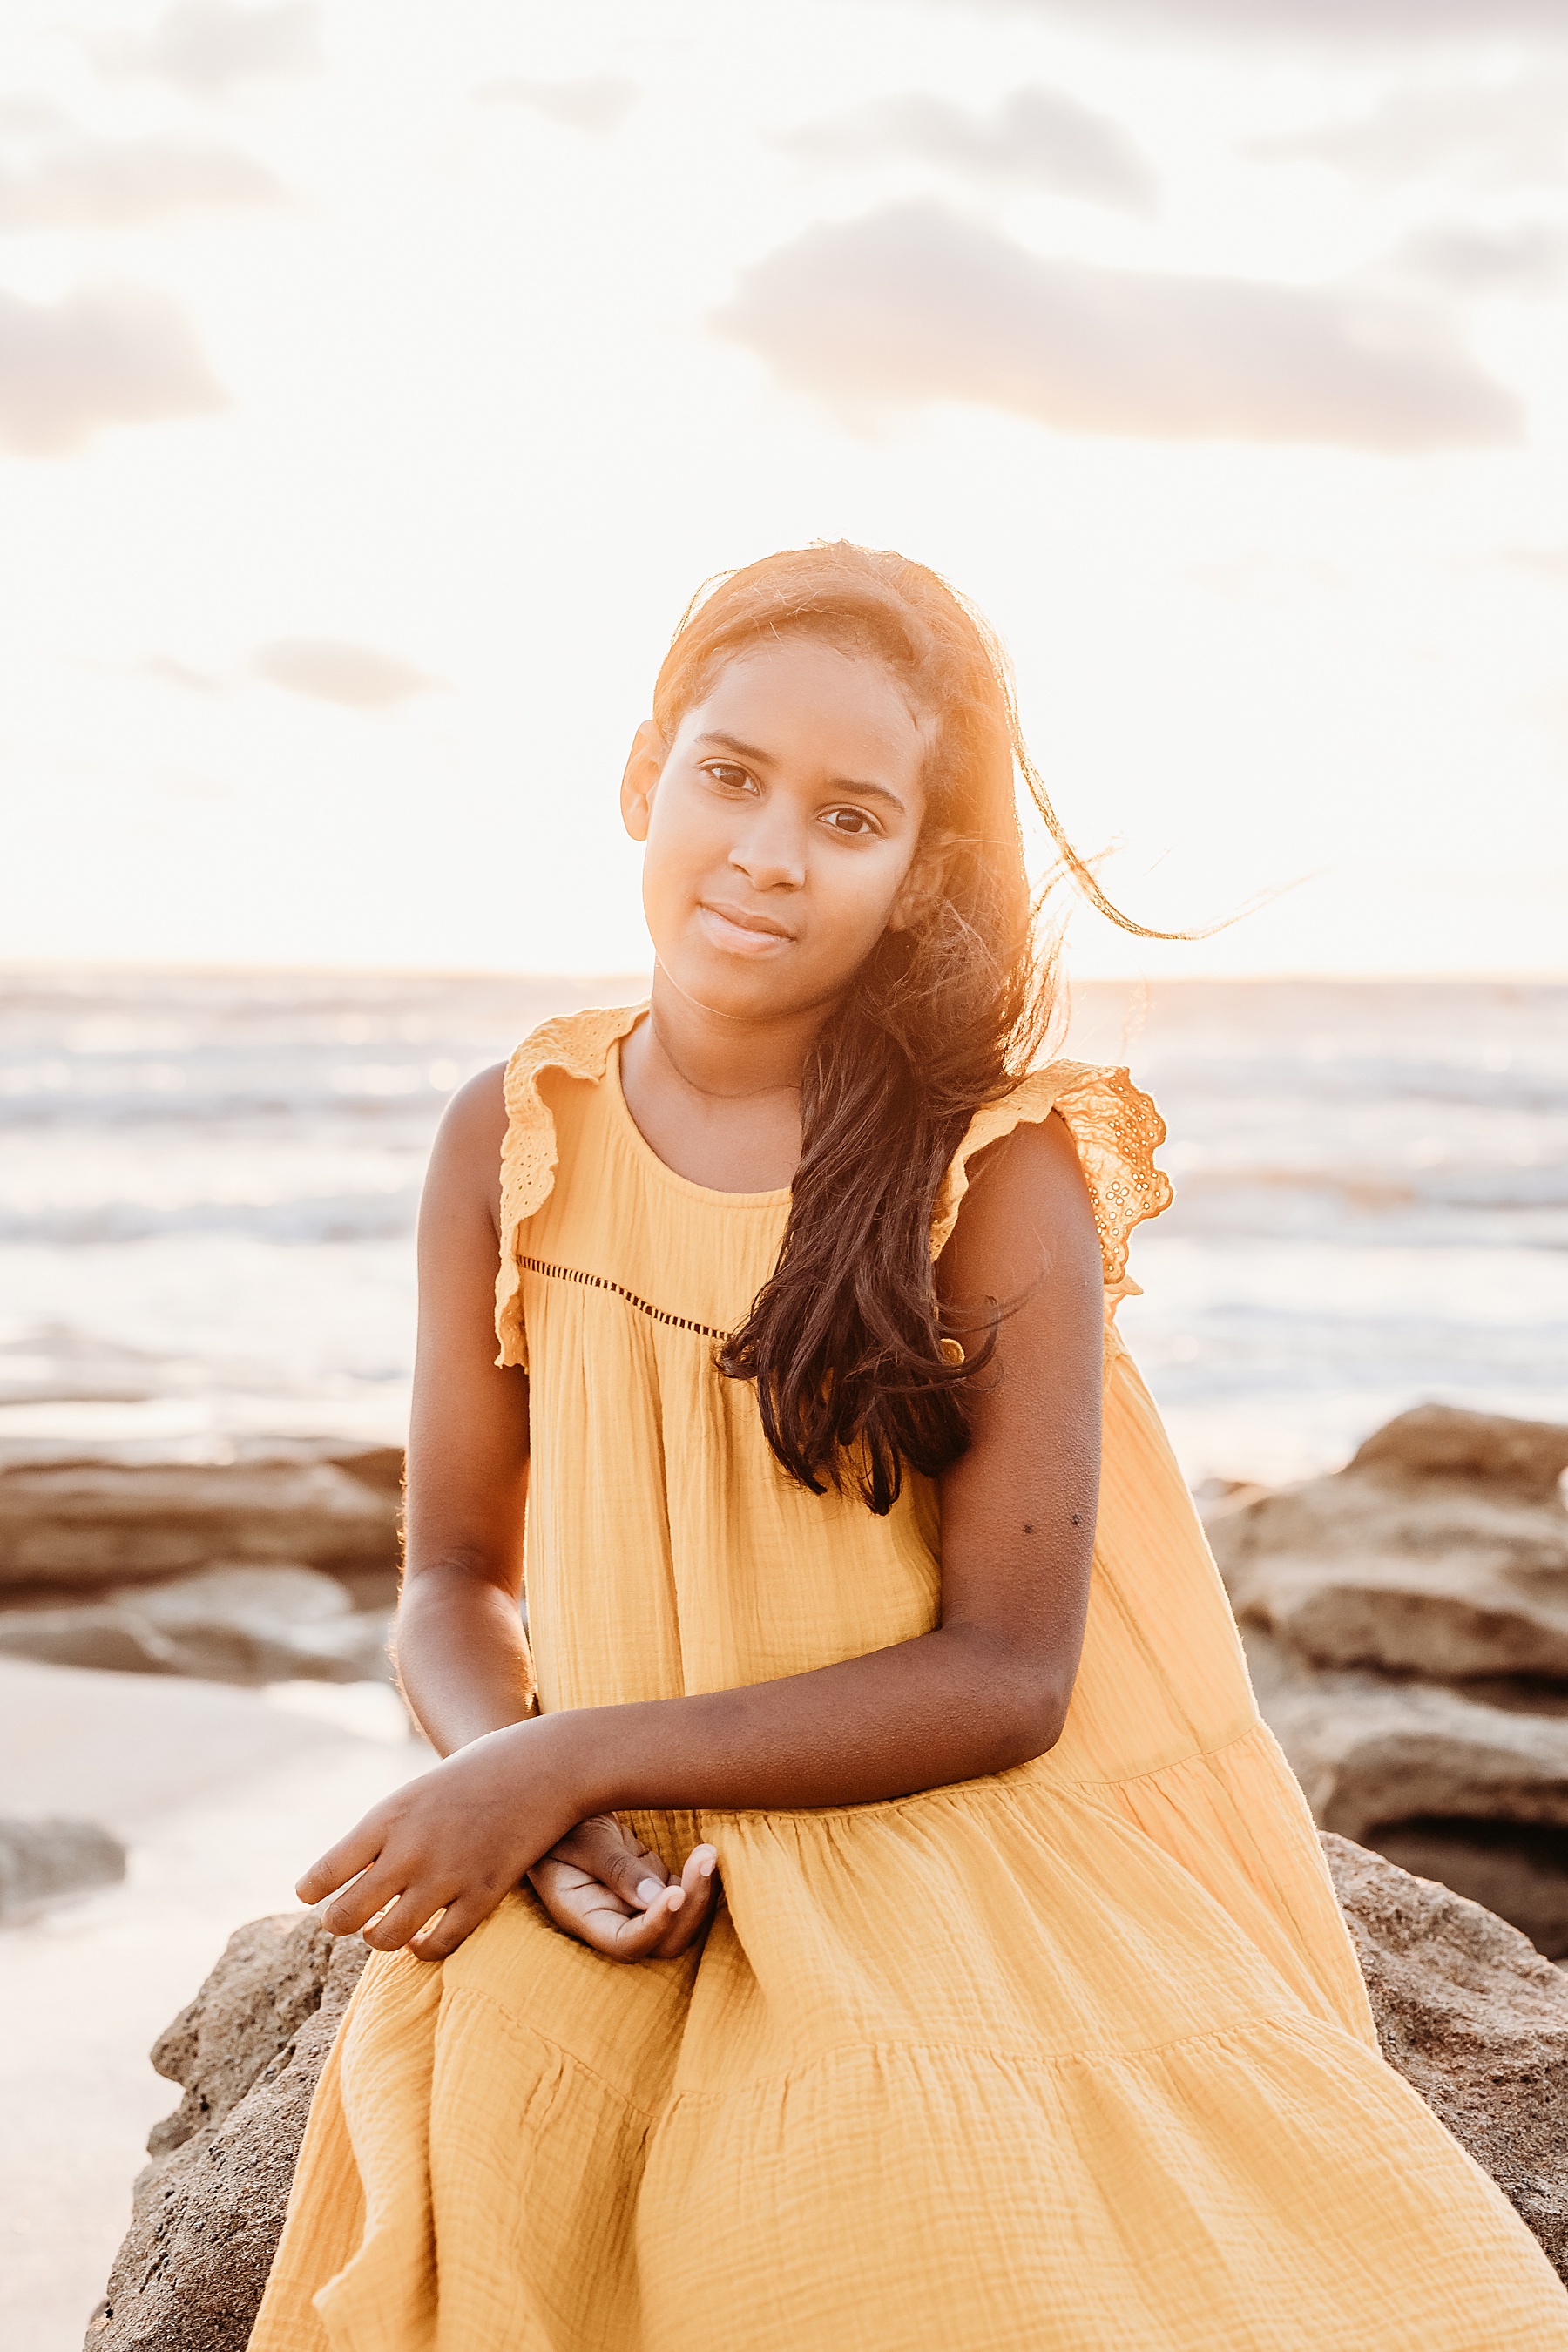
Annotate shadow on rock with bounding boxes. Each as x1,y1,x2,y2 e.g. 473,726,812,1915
1209,1404,1568,1956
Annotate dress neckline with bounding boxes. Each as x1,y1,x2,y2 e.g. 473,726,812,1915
606,1031,794,1212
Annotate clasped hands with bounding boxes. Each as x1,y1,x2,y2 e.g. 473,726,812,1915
294,1720,720,1965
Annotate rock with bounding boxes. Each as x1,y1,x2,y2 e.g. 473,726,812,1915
0,1454,402,1597
86,1912,369,2351
1208,1404,1568,1686
1349,1405,1568,1505
1321,1832,1568,2274
0,1815,125,1921
1211,1406,1568,1956
90,1844,1568,2342
1247,1629,1568,1957
0,1565,393,1686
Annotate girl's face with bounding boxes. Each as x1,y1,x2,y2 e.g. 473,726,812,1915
622,638,931,1024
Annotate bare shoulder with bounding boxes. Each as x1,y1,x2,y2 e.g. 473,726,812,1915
939,1108,1099,1297
422,1062,510,1235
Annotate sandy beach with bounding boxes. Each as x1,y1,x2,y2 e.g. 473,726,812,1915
0,1662,429,2351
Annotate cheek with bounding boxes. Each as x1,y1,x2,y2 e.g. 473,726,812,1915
640,789,696,889
811,848,914,957
645,778,726,868
639,787,723,941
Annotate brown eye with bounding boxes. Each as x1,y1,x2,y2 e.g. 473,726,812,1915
705,762,755,793
824,808,875,837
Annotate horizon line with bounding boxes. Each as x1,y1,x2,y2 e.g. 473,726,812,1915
2,959,1566,989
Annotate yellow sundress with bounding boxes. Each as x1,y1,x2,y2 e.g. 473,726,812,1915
253,1004,1568,2352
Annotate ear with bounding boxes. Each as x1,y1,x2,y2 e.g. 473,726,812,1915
620,720,666,844
886,833,954,936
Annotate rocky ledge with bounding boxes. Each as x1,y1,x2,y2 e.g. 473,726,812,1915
1209,1404,1568,1957
0,1564,392,1686
87,1911,370,2351
1327,1833,1568,2271
86,1837,1568,2349
0,1443,402,1687
0,1443,403,1597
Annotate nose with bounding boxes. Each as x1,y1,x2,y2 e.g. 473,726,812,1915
727,806,806,893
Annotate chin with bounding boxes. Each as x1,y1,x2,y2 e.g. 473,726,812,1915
672,958,786,1017
656,940,807,1021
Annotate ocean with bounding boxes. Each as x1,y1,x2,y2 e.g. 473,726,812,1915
2,967,1565,1488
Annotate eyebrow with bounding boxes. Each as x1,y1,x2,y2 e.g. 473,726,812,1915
693,733,909,812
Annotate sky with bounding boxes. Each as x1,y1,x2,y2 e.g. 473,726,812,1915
1,0,1566,978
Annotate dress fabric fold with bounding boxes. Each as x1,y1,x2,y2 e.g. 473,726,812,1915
252,1004,1568,2352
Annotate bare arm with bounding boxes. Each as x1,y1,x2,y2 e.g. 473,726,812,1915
304,1104,1103,1955
394,1064,534,1756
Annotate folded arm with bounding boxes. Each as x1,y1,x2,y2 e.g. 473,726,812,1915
301,1069,1103,1957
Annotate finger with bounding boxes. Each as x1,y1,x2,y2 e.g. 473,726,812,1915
551,1819,669,1910
572,1878,691,1960
296,1819,389,1907
529,1859,636,1934
592,1839,673,1912
360,1884,454,1952
408,1893,492,1963
316,1861,410,1938
649,1846,720,1957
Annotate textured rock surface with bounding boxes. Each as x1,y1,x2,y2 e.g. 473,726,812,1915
1209,1405,1568,1684
0,1450,402,1596
0,1815,125,1920
89,1844,1568,2346
1210,1405,1568,1953
0,1565,393,1685
1348,1409,1568,1503
86,1913,370,2351
1248,1628,1568,1833
1322,1832,1568,2273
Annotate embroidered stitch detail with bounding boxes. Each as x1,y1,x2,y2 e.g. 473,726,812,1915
518,1255,731,1342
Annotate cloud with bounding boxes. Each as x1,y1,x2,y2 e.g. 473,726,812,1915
780,87,1157,215
476,74,639,137
1253,77,1568,187
1499,548,1568,588
0,123,289,230
0,280,226,456
1392,221,1568,296
92,3,321,98
935,0,1568,39
712,204,1522,450
252,639,438,708
142,654,226,693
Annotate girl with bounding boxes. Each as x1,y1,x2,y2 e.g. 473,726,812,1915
253,544,1567,2350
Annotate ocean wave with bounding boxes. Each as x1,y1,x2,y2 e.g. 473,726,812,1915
4,969,1565,1483
0,1066,475,1131
0,1193,420,1247
1163,1173,1568,1250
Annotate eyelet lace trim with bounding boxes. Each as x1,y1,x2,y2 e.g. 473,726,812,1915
930,1060,1173,1295
494,1003,645,1371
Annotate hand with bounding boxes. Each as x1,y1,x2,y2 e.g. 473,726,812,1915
528,1815,720,1962
296,1718,582,1963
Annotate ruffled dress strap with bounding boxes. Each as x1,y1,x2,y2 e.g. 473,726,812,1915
494,1002,646,1371
931,1060,1172,1301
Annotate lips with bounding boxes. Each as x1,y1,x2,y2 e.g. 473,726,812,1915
698,900,794,944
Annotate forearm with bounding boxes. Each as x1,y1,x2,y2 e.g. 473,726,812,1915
395,1562,537,1756
536,1622,1072,1821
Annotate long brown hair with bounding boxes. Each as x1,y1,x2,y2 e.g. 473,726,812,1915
652,542,1165,1516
